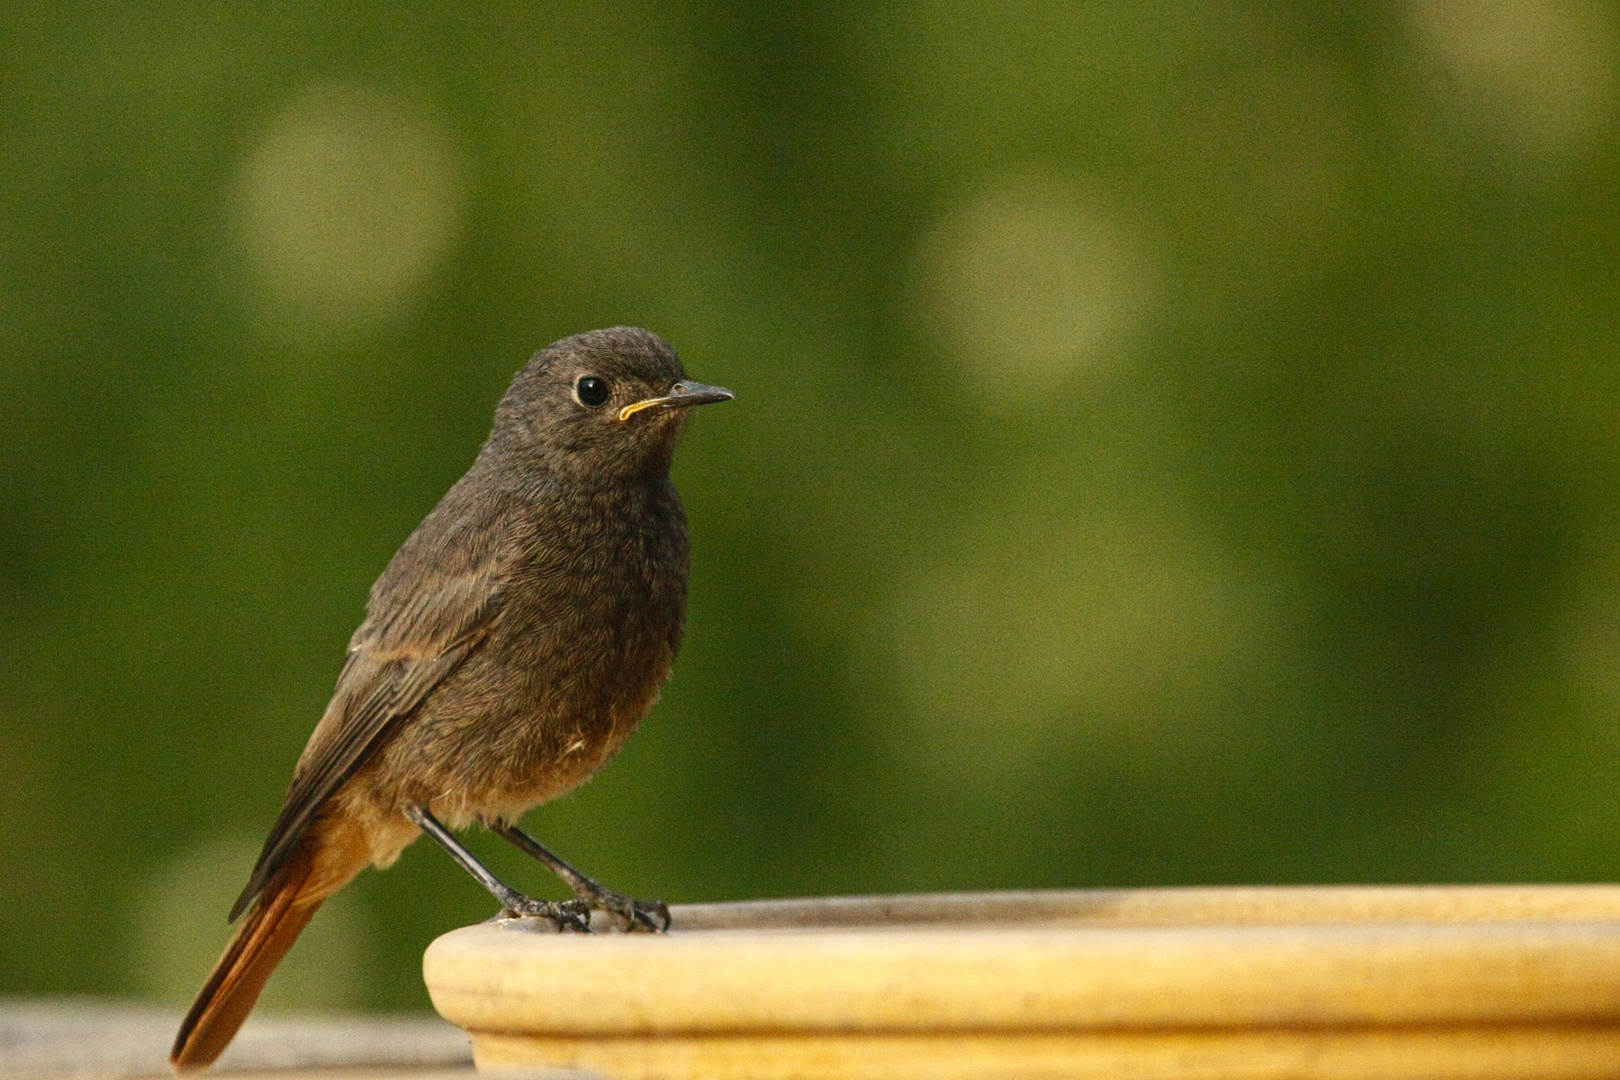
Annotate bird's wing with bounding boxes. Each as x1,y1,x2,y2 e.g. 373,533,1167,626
230,554,509,921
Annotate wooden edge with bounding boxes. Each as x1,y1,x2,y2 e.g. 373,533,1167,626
425,918,1620,1036
467,1026,1620,1080
650,884,1620,932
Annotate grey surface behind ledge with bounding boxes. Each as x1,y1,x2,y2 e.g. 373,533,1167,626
0,1000,473,1079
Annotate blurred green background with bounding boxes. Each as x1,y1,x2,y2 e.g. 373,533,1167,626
5,0,1620,1013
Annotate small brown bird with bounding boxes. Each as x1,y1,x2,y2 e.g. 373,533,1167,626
170,327,732,1073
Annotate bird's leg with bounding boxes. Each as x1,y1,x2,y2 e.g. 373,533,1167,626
491,821,671,933
403,805,591,932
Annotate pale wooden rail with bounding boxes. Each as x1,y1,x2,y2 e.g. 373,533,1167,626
424,885,1620,1080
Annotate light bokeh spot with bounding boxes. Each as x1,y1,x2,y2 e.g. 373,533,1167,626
1410,0,1617,154
915,173,1150,400
132,832,365,1011
234,82,462,345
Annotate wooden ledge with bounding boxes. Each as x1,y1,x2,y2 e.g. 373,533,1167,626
423,885,1620,1079
649,882,1620,930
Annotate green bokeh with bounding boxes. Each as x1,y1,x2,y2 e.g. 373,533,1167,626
5,1,1620,1012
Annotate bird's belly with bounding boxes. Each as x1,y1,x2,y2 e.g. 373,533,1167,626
354,701,632,826
322,701,637,873
345,628,674,835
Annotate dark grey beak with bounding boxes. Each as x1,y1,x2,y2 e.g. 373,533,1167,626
618,381,735,421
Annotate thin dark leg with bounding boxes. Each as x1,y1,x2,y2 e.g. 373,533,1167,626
491,821,670,933
403,805,590,932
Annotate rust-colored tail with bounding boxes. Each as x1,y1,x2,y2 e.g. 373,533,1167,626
169,848,321,1074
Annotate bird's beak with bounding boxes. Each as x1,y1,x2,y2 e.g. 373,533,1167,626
618,381,735,422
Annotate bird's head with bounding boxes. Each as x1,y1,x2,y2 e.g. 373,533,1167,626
489,327,733,480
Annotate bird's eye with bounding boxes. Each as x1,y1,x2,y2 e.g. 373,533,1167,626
574,376,610,408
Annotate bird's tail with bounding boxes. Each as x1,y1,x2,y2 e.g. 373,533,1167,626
169,846,322,1074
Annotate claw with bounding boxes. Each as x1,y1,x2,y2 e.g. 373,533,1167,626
632,898,672,933
582,888,670,933
558,898,593,932
496,896,593,933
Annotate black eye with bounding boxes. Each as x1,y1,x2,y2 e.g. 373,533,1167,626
574,376,610,408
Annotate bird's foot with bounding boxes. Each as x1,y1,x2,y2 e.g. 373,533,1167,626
494,896,592,933
575,884,670,933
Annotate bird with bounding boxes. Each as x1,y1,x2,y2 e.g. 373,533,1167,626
170,327,732,1073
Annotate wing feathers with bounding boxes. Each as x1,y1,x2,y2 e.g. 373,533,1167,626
230,572,506,921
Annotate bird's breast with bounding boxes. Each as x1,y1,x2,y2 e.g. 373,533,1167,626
365,478,690,820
